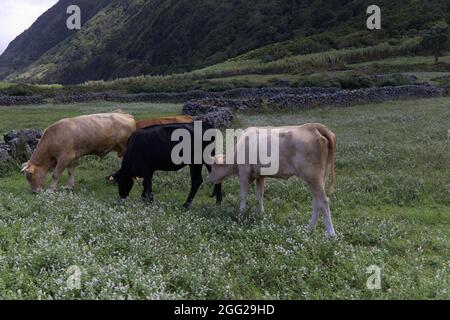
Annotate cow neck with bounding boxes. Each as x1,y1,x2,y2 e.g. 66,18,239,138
29,140,53,169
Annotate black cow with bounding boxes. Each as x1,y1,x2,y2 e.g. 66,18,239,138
113,122,222,208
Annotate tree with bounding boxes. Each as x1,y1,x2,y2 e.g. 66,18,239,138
422,21,449,63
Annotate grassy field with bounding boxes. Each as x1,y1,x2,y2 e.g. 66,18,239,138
0,98,449,299
204,54,450,87
0,102,181,133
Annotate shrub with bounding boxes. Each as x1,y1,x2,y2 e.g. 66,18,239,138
294,75,341,88
2,84,37,96
430,75,450,87
375,74,413,87
338,73,374,89
261,48,292,63
422,21,450,63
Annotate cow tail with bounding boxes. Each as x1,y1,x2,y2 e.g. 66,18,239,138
316,125,336,196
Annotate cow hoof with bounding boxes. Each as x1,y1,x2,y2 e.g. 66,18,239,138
182,202,191,210
324,231,337,239
141,193,154,203
141,197,154,203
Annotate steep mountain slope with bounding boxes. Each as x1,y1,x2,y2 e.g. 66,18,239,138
1,0,449,84
0,0,112,80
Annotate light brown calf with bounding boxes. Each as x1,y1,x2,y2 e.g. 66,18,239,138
22,112,136,193
207,123,337,237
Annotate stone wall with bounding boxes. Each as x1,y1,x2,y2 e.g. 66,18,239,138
0,94,46,106
0,85,442,107
53,87,340,104
182,85,442,128
267,85,441,109
0,85,443,168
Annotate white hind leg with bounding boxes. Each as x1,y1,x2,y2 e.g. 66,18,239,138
308,196,320,231
319,196,336,238
255,177,265,216
303,174,336,238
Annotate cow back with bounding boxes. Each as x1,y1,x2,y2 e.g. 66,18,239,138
136,116,193,129
123,123,205,174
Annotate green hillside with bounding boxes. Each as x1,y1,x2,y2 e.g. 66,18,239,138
0,0,112,80
1,0,449,84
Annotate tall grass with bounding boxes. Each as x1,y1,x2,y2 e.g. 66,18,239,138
230,38,423,75
0,82,12,91
77,38,424,92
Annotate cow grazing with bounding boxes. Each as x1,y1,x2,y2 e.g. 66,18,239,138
114,122,222,208
22,112,136,193
106,115,194,184
207,123,337,238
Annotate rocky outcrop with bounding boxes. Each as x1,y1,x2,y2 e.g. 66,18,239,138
0,146,11,164
0,129,43,167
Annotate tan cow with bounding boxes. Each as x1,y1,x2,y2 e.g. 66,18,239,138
22,111,136,193
207,123,337,238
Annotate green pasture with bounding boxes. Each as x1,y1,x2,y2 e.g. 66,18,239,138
0,98,448,299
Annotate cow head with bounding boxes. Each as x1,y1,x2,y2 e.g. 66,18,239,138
21,161,46,193
114,169,134,199
207,155,238,184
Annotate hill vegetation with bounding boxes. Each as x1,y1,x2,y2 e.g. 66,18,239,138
0,0,448,84
0,0,112,80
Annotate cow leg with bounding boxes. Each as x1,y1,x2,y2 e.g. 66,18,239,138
66,163,76,191
141,171,154,202
205,164,215,197
183,165,203,208
115,142,127,158
239,171,252,216
306,176,336,238
255,177,265,216
213,183,223,205
307,196,320,231
205,164,223,204
320,196,336,238
48,157,72,192
309,179,336,238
